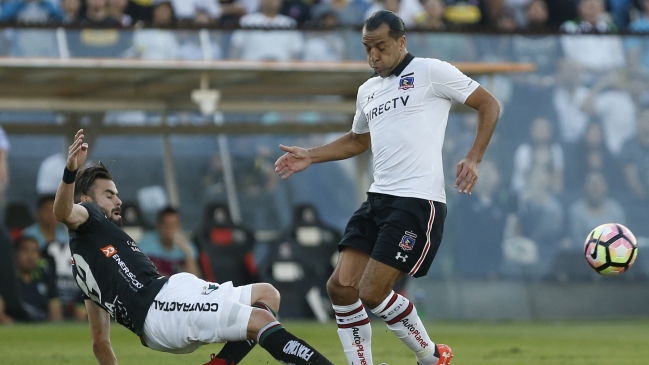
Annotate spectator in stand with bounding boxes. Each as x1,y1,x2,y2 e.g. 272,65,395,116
620,107,649,236
170,0,221,25
522,0,550,30
22,195,86,320
568,172,626,248
544,0,577,27
626,0,649,71
0,126,9,210
580,70,636,155
454,160,510,279
230,0,303,61
516,167,565,256
565,120,622,195
0,0,64,24
505,0,532,26
560,0,616,33
364,0,422,29
218,0,254,27
609,0,633,30
138,206,201,277
495,8,517,31
512,117,564,197
13,236,62,322
503,0,559,140
552,60,590,144
303,10,346,61
414,0,446,30
559,0,625,79
107,0,133,26
443,0,484,27
629,0,649,32
310,0,366,28
80,0,122,26
131,1,179,59
22,195,68,251
280,0,312,26
62,0,82,23
125,0,155,24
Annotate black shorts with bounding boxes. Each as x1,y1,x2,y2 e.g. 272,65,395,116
339,192,447,278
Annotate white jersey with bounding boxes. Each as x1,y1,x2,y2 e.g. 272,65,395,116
352,54,479,203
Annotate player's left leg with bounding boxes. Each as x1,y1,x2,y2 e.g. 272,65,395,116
246,308,334,364
359,260,443,365
207,283,280,364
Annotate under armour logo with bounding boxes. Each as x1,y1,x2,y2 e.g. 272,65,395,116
441,350,451,362
395,252,408,262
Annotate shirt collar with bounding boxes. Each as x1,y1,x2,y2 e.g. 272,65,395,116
390,53,414,77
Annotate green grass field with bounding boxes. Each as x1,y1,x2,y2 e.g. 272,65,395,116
1,319,649,364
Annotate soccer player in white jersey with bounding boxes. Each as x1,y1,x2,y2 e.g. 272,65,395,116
274,10,500,365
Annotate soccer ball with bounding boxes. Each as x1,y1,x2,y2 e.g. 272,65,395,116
584,223,638,276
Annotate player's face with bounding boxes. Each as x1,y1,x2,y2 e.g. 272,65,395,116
85,178,122,227
362,23,406,78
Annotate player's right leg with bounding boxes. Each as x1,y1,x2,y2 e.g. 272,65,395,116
327,247,374,365
327,196,380,365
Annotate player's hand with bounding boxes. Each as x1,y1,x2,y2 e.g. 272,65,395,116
67,129,88,171
455,157,479,195
274,144,312,180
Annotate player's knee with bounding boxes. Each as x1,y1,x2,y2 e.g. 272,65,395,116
358,286,387,309
326,275,344,297
255,283,280,312
247,307,277,339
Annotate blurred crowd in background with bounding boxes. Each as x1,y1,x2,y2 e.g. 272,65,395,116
0,0,648,324
2,0,649,32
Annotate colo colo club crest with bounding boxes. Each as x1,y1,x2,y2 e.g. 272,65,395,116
398,74,415,90
399,231,417,251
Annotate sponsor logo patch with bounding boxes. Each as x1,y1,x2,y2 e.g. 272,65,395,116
201,283,219,295
283,340,314,362
101,245,118,258
352,327,368,365
153,300,219,312
398,76,415,90
399,231,417,251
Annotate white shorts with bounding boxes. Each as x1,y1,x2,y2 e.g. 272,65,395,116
142,272,254,354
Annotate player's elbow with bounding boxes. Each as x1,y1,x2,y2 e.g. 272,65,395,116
53,209,69,224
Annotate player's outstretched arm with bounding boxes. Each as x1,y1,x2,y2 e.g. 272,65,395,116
274,131,370,179
455,86,500,195
53,129,89,230
86,300,118,365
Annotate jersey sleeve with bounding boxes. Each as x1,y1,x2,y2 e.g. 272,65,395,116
75,202,105,232
429,59,480,103
351,90,369,134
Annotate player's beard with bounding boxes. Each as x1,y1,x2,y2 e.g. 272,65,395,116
105,207,123,227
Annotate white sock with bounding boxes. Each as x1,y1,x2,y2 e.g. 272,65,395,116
371,291,438,365
333,300,373,365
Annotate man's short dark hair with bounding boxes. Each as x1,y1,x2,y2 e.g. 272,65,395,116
74,162,113,203
364,10,405,41
36,194,56,209
157,206,179,224
14,235,38,253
